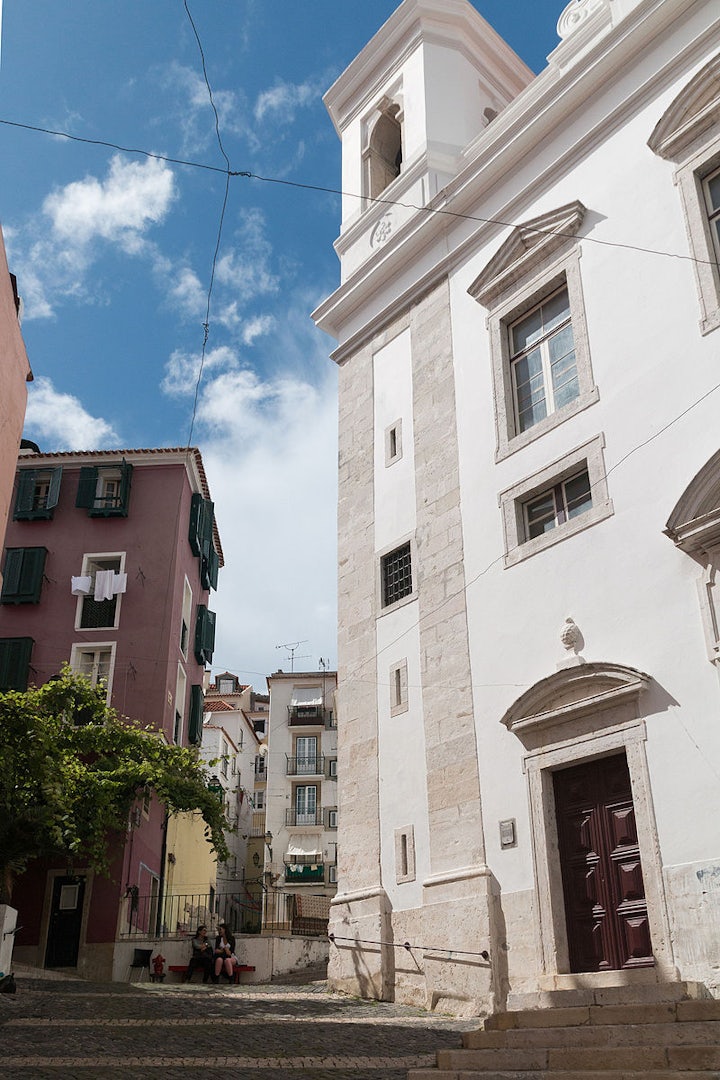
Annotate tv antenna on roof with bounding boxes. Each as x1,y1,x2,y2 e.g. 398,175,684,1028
276,640,310,672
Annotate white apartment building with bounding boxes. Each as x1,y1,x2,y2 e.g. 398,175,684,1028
314,0,720,1015
202,675,262,900
263,670,339,914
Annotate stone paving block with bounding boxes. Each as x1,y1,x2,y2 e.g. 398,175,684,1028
676,999,720,1021
667,1044,720,1069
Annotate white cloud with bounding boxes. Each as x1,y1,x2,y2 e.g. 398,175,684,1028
23,377,120,451
158,63,255,156
241,314,275,345
198,358,338,689
254,78,321,123
214,208,279,303
161,345,239,398
43,155,175,248
7,156,175,320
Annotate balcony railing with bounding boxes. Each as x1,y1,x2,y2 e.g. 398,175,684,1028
119,882,330,938
286,755,325,776
288,706,326,727
285,807,324,827
284,863,325,884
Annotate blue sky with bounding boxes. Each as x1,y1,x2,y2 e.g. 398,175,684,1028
0,1,567,688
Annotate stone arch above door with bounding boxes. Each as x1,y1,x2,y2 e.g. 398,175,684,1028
500,661,650,751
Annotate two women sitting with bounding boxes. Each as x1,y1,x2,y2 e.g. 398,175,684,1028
185,922,237,984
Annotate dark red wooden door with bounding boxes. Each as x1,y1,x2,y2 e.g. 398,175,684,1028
553,753,654,972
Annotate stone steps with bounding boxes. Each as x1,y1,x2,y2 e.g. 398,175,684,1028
409,1073,720,1080
406,989,720,1080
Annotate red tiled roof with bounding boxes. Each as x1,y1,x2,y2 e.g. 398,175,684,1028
204,699,235,712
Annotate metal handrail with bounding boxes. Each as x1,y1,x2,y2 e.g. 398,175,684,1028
328,933,490,962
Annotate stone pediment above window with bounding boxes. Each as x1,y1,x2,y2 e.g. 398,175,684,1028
501,661,650,749
468,201,586,309
648,53,720,162
665,448,720,557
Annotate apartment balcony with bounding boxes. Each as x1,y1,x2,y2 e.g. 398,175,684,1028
286,755,325,777
288,705,327,727
285,808,324,827
284,863,325,884
250,812,266,837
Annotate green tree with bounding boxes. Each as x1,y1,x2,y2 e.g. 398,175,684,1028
0,668,229,904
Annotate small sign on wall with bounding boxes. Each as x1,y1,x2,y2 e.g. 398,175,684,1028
499,818,517,849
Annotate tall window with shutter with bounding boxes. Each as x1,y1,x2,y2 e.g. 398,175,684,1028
13,467,62,521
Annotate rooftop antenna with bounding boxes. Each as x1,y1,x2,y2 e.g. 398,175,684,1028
276,640,310,672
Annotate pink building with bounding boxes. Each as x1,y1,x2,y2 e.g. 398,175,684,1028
0,225,32,571
0,446,223,980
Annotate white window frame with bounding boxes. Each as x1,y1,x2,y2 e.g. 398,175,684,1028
180,576,192,659
327,808,338,829
74,552,126,632
394,825,416,884
499,434,613,567
174,664,187,745
384,419,403,467
295,784,318,826
647,54,720,336
70,641,117,703
328,865,338,884
389,659,408,716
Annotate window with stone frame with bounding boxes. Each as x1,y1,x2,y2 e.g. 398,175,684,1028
468,201,598,461
648,53,720,336
380,541,413,608
499,435,613,567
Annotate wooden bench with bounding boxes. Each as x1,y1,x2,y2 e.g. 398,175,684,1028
168,963,256,984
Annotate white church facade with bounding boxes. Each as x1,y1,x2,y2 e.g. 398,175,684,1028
314,0,720,1015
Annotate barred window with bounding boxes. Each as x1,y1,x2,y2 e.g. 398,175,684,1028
381,542,413,607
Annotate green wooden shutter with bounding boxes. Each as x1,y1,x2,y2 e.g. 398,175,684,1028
46,466,62,512
1,547,47,603
0,637,34,690
200,500,214,559
116,460,133,516
13,470,37,518
189,684,204,746
207,545,219,590
76,466,98,508
194,605,216,665
189,493,203,556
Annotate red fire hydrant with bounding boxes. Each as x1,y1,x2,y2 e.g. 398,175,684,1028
151,954,165,982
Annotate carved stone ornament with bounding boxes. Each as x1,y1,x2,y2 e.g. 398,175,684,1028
559,616,585,668
371,213,394,248
557,0,608,41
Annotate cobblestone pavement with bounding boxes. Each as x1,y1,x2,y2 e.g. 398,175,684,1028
0,965,478,1079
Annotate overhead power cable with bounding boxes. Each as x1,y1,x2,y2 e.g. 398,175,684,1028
1,118,719,271
182,0,232,448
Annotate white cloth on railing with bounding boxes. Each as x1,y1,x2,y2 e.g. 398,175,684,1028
71,575,92,596
94,570,115,601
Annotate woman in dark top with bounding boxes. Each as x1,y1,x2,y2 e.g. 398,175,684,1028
213,922,236,983
185,924,212,983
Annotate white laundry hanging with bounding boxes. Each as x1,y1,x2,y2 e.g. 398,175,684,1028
94,570,115,601
71,575,92,596
112,572,127,595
